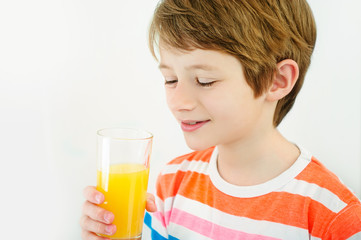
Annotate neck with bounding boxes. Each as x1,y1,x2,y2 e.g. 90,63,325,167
216,128,300,186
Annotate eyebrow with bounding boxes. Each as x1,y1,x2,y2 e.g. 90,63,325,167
158,63,217,71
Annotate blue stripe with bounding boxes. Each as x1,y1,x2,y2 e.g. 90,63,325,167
144,212,169,240
169,235,179,240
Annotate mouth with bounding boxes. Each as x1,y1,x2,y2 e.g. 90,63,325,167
181,120,210,132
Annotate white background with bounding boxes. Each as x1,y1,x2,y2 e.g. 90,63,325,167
0,0,360,239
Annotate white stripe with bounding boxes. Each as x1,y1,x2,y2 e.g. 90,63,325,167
168,222,214,240
156,195,175,213
172,195,314,240
155,195,165,212
142,223,152,239
161,160,209,175
348,231,361,240
311,237,322,240
279,179,348,213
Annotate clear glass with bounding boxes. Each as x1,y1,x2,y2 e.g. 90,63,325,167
96,128,153,240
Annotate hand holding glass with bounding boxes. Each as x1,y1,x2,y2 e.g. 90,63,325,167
96,128,153,240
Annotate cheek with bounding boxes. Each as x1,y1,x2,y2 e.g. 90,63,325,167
165,93,171,108
165,91,181,121
207,89,258,124
165,90,174,111
204,91,244,114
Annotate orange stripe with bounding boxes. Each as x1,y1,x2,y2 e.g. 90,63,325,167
296,157,359,204
156,170,187,201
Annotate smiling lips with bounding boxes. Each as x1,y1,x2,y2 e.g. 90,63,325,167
181,120,210,132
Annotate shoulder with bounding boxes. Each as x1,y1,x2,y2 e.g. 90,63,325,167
294,153,361,237
296,156,360,206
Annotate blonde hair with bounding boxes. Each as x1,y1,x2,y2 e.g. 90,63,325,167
149,0,317,126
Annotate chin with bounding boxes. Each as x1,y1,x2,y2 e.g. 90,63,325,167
184,135,214,152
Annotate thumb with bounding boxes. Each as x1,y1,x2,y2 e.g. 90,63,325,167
146,193,157,212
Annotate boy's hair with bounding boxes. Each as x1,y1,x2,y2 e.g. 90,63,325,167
149,0,317,126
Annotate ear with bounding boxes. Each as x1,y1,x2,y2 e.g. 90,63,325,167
266,59,299,102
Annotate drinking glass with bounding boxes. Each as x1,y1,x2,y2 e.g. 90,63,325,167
96,128,153,240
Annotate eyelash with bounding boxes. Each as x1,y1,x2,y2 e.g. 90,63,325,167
198,81,215,87
164,79,216,87
164,80,178,85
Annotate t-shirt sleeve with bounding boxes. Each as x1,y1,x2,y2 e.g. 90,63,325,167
323,202,361,239
143,174,170,240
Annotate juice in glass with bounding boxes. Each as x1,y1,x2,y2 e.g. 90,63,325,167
97,163,149,239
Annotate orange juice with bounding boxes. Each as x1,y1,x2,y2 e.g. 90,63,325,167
97,163,149,239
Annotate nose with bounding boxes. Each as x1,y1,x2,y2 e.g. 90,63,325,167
166,80,197,112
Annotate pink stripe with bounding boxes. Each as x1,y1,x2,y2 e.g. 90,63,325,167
171,208,279,240
153,210,172,228
153,212,166,227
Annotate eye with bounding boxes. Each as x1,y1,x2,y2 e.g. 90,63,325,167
164,79,178,86
197,78,216,87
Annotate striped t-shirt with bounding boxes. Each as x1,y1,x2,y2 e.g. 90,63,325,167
143,146,361,239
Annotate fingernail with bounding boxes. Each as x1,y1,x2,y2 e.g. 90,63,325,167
95,194,101,204
104,212,112,223
105,225,114,235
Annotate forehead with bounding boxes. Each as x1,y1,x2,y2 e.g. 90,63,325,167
158,45,241,71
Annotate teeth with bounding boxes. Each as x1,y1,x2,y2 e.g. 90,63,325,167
188,122,198,125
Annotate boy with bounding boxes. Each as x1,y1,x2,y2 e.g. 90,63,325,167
80,0,361,239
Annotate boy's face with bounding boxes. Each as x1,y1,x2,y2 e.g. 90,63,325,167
159,45,269,151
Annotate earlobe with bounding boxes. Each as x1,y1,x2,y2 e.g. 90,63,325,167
266,59,299,102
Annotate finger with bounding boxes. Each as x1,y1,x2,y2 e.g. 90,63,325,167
146,193,157,212
83,186,104,204
81,229,111,240
82,200,114,224
80,215,116,236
